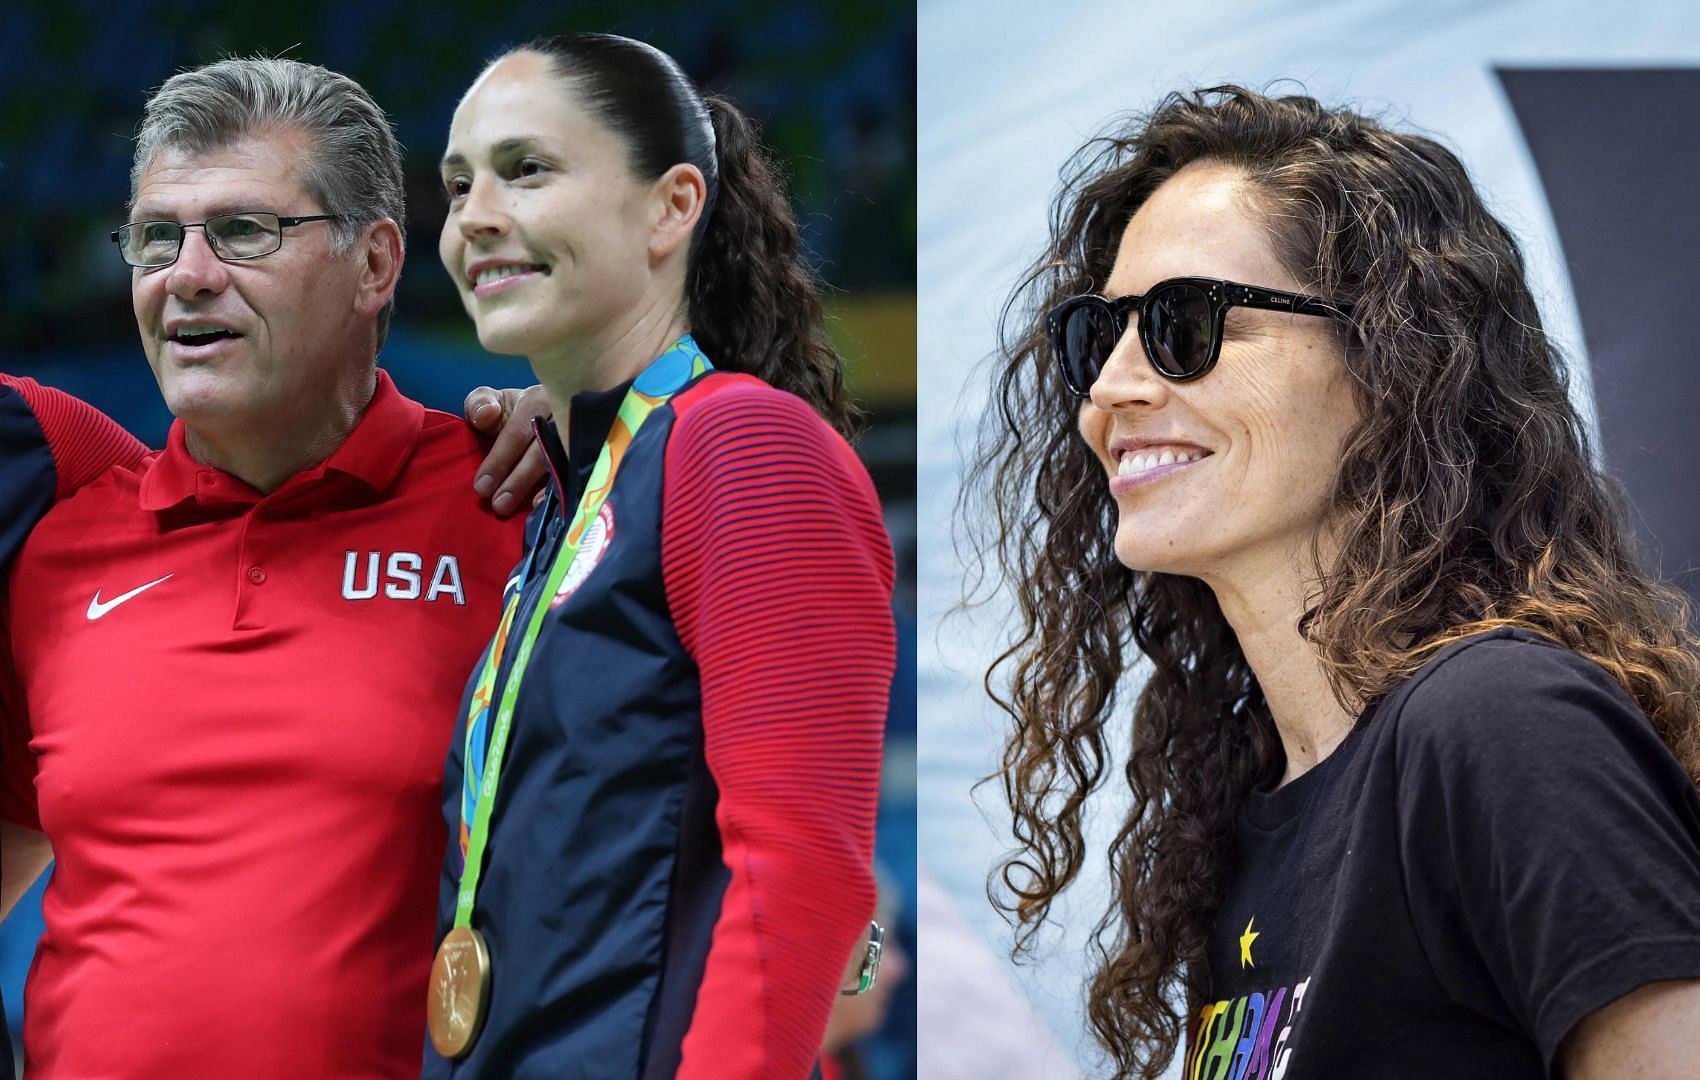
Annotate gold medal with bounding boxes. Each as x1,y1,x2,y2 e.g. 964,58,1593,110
428,925,491,1058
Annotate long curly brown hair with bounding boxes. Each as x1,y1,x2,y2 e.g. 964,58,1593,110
961,85,1700,1079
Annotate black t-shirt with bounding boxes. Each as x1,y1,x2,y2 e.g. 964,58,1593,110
1188,627,1700,1079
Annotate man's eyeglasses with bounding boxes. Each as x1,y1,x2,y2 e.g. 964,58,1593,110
110,212,340,269
1045,277,1354,396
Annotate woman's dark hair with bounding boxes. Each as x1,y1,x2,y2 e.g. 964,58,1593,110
509,32,859,437
962,85,1700,1079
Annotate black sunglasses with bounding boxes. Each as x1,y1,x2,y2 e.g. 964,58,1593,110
1045,277,1353,396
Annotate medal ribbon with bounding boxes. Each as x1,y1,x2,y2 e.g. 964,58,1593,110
453,336,712,928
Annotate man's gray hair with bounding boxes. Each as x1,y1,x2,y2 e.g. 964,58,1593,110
132,56,406,349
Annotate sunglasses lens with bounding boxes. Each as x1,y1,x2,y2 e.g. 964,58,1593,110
1055,298,1119,394
1144,283,1215,378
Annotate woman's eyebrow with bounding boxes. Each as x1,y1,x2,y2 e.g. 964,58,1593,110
440,137,545,171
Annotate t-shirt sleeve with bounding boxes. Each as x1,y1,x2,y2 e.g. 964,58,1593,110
660,383,895,1079
1392,633,1700,1071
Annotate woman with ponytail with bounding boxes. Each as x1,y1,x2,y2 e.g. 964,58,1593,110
424,33,894,1079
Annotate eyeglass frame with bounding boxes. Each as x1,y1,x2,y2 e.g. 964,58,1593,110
1045,276,1354,397
109,212,342,269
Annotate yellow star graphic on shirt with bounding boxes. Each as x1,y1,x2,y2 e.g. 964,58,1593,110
1239,917,1260,969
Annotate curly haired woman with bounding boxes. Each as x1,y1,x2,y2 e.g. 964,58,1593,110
966,86,1700,1079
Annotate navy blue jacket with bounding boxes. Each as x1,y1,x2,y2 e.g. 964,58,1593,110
426,369,892,1079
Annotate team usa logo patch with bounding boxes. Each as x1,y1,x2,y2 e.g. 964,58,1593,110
552,502,615,608
341,551,466,604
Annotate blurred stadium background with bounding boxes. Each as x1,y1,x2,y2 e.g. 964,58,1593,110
0,2,916,1076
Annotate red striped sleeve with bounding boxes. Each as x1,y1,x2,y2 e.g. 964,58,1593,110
0,376,146,828
662,377,895,1079
0,375,148,497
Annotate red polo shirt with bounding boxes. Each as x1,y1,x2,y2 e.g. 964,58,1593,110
0,370,526,1079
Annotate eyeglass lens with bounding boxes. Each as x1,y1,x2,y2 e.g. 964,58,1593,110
1060,301,1121,394
120,213,283,266
1142,283,1213,379
1058,284,1218,391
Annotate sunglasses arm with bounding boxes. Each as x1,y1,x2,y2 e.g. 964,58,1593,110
1225,282,1351,319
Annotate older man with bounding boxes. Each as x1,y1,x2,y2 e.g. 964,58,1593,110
0,58,533,1079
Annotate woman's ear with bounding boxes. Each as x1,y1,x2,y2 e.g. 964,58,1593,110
648,162,707,261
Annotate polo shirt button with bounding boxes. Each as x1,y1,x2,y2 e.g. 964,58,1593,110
247,566,267,585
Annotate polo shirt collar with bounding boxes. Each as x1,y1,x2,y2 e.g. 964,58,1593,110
140,368,424,511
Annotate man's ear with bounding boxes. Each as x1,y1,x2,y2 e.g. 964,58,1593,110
648,163,707,261
353,217,404,318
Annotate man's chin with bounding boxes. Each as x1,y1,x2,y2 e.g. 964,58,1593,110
160,378,253,425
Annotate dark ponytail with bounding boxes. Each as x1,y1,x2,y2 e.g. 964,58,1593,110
512,33,860,438
688,95,859,437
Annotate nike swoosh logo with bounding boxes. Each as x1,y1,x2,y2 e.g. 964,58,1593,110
87,574,175,620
